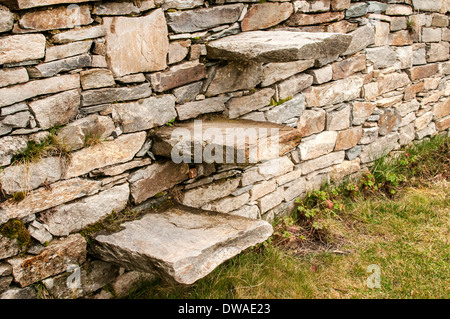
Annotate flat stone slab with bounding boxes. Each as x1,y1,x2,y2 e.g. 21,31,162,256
90,204,273,284
206,31,352,63
150,118,302,164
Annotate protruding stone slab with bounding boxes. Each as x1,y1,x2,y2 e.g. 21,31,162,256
90,203,273,285
206,31,352,63
151,118,303,164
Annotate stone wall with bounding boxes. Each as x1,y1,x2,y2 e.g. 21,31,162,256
0,0,449,298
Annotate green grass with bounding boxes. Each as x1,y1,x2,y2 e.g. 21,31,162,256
125,135,450,299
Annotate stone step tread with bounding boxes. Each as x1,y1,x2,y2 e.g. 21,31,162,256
206,31,352,63
90,203,273,284
150,118,303,164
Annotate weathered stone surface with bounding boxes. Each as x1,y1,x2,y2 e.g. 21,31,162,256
366,46,397,69
8,234,86,287
331,0,351,11
406,64,439,81
207,31,352,63
0,5,13,33
343,25,375,56
389,30,412,46
128,161,188,204
257,156,294,180
304,74,364,107
0,68,28,89
288,11,344,26
44,41,92,63
426,42,449,62
1,110,32,129
241,2,293,31
0,156,61,195
379,109,401,135
39,184,129,236
0,74,80,108
93,0,155,15
225,88,274,119
91,204,272,284
161,0,203,10
390,16,407,31
277,73,313,100
422,27,442,43
80,69,115,90
330,158,361,182
115,73,146,84
150,60,206,93
335,126,363,151
378,72,411,95
327,20,358,33
168,40,190,65
261,59,314,87
112,95,176,133
64,132,146,179
104,10,168,77
332,54,366,80
326,104,351,131
28,89,79,130
360,127,379,145
229,204,260,220
0,34,45,65
0,235,21,260
0,178,100,224
386,4,412,15
202,192,250,214
300,151,345,175
0,136,27,167
436,115,450,131
6,0,95,9
172,82,203,104
167,3,243,33
294,0,331,12
360,132,399,163
395,46,413,69
182,178,240,208
0,287,36,299
80,83,151,107
415,111,433,131
399,122,415,145
257,187,285,214
433,98,450,119
205,61,262,97
27,220,52,245
373,20,390,47
27,54,91,78
43,260,119,299
346,2,368,17
412,0,443,12
353,101,377,125
151,119,303,164
18,5,92,31
0,102,28,117
296,108,326,137
308,65,332,85
0,263,12,276
52,25,106,44
265,94,306,124
56,115,115,151
177,96,227,121
299,131,337,161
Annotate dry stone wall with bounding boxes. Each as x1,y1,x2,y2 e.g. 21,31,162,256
0,0,449,298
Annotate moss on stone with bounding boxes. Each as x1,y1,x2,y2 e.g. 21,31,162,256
0,219,32,249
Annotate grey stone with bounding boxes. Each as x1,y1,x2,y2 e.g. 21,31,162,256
202,193,250,214
52,25,106,44
80,69,115,90
345,146,362,160
167,4,244,33
399,122,416,145
346,2,368,18
300,151,345,175
257,187,285,214
1,103,28,117
277,73,313,101
0,263,12,276
0,287,36,299
366,46,398,69
28,89,80,130
360,127,379,145
367,1,387,13
176,96,227,121
182,178,240,208
261,59,314,87
229,205,260,220
90,204,273,284
412,0,443,12
0,156,62,195
162,0,204,10
45,41,93,62
40,184,130,236
360,132,399,163
112,95,176,133
225,88,275,119
299,131,338,161
342,25,375,56
265,94,306,124
27,54,91,78
0,235,21,260
0,136,28,167
207,31,352,63
93,0,155,15
28,220,53,245
173,82,203,104
326,104,351,131
81,83,151,107
1,111,32,129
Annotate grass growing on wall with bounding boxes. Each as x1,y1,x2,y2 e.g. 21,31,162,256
125,134,450,299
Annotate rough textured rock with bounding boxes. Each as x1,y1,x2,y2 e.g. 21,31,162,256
27,54,91,79
8,234,87,287
0,136,28,167
80,69,115,90
29,89,80,130
18,5,92,32
0,34,46,65
265,94,306,124
0,235,21,260
104,9,169,77
335,126,363,151
44,41,93,63
206,61,262,97
379,109,401,136
342,25,375,56
329,158,361,181
299,131,338,161
300,151,345,175
360,133,399,163
241,2,293,31
176,96,227,121
0,178,101,224
206,31,352,63
332,54,366,80
112,95,176,133
297,109,326,137
52,25,106,44
64,132,146,179
326,104,351,131
0,68,29,88
39,184,130,236
93,0,155,15
412,0,443,12
168,40,190,65
90,204,273,284
353,101,377,125
261,59,314,87
128,161,189,204
7,0,95,10
166,4,244,33
0,156,62,195
406,64,439,81
182,178,240,208
0,287,36,299
277,73,313,100
225,88,274,119
257,187,285,214
0,5,14,33
0,74,80,108
288,11,344,26
150,60,206,93
80,83,151,107
202,193,250,214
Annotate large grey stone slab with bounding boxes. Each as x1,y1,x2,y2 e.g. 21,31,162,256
206,31,352,63
151,118,303,164
90,203,273,284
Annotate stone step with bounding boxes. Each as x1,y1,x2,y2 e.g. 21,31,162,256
206,31,352,63
150,118,302,164
90,203,273,285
